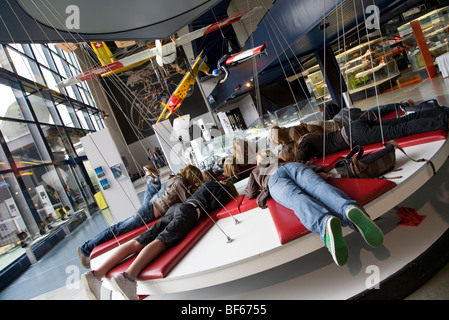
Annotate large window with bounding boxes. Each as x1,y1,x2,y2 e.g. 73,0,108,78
0,42,105,277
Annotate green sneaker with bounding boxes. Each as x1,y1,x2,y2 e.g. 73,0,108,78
346,206,384,248
324,217,348,266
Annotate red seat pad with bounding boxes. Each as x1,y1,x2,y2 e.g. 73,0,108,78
327,177,396,206
238,196,258,213
311,129,447,171
267,178,396,244
216,194,244,219
105,210,220,280
266,198,311,245
90,220,159,259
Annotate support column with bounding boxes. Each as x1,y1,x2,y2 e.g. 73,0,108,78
410,20,438,79
315,46,350,109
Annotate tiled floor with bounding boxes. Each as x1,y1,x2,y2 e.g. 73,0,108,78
1,76,449,300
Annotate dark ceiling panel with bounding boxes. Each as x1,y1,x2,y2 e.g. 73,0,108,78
0,0,220,43
208,0,429,110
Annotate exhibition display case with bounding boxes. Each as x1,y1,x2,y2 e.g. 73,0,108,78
398,6,449,73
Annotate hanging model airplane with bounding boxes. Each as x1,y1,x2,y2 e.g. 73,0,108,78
156,51,210,123
89,41,150,77
56,6,261,88
210,42,268,83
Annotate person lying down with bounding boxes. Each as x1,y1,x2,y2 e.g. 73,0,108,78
82,180,238,300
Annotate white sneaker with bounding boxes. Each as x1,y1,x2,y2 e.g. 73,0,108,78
81,271,102,300
111,273,138,300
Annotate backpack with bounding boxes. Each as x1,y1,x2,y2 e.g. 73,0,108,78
335,140,436,179
335,142,396,179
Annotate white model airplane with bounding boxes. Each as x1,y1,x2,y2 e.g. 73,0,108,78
56,7,261,88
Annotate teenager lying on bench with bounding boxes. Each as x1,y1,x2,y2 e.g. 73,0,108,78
82,180,238,300
245,143,384,266
78,165,203,269
271,106,449,162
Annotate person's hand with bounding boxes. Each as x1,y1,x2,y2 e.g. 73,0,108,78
318,172,332,180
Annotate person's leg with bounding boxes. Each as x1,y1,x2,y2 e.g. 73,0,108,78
268,168,349,265
369,103,401,118
351,107,449,145
278,162,383,247
276,163,357,228
268,164,339,241
79,213,146,259
81,239,143,300
143,178,160,205
95,240,144,278
126,240,167,278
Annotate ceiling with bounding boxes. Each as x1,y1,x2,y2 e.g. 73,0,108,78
207,0,443,110
2,0,449,111
0,0,221,42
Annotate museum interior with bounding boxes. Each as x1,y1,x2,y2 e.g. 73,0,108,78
0,0,449,300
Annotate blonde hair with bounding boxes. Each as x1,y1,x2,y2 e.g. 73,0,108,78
279,141,297,162
179,165,203,188
270,125,291,146
223,157,239,179
256,149,273,165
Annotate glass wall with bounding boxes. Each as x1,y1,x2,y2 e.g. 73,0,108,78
0,42,105,276
398,6,449,73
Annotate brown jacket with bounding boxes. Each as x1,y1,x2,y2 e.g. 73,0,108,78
153,174,191,216
245,160,326,209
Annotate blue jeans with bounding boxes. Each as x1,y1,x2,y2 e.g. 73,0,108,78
143,176,161,205
79,182,168,257
267,162,358,242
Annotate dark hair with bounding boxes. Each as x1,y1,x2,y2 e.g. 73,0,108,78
202,169,218,182
279,141,297,162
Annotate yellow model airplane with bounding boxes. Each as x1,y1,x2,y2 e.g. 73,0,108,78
90,41,150,77
156,51,209,123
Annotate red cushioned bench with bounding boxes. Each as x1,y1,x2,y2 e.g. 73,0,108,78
91,124,447,280
266,177,397,244
90,223,157,260
100,209,222,280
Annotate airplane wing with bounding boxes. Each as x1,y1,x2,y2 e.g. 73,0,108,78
225,42,268,66
90,41,150,77
56,7,260,88
174,6,261,46
57,46,159,87
91,42,116,65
